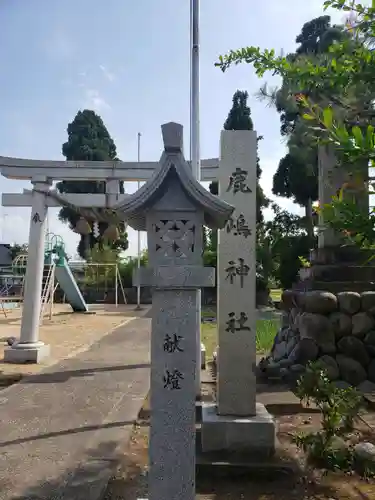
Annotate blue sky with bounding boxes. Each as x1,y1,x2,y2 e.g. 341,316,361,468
0,0,344,258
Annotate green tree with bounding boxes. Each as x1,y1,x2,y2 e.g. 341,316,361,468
57,110,128,259
258,204,313,289
224,89,253,130
8,243,28,260
273,151,318,241
217,2,375,249
208,90,269,224
205,91,270,295
276,16,346,135
118,251,148,288
84,243,119,286
261,17,347,240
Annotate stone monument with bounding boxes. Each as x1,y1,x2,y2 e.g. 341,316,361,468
298,144,373,293
201,129,276,455
124,122,233,500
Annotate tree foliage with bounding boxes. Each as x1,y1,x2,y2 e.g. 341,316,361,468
257,204,313,289
8,243,28,260
224,89,253,130
57,110,128,259
273,152,318,207
208,90,269,224
216,1,375,249
275,16,346,136
263,16,347,216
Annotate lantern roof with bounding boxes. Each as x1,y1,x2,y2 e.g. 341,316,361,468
113,122,234,231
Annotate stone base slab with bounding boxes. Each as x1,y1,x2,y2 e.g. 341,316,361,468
3,343,51,364
201,402,276,455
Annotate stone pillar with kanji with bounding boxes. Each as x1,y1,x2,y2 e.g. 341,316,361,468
201,129,276,456
116,122,234,500
217,130,258,416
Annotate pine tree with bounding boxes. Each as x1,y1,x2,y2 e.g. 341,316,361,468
209,90,268,223
57,110,128,258
224,90,253,130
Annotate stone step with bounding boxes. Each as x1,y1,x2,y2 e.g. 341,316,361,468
294,280,375,293
308,265,375,282
310,246,375,266
310,281,375,293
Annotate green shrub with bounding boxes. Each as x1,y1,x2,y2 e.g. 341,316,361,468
294,361,363,472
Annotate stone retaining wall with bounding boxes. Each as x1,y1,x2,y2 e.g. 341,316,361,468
259,289,375,389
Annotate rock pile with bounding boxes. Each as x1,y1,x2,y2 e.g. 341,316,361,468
259,290,375,388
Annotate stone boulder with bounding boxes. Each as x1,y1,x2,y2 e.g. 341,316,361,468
337,336,370,367
364,331,375,346
318,355,339,381
352,312,375,338
290,308,301,332
335,380,352,390
361,291,375,312
263,289,375,389
367,359,375,383
273,340,288,363
366,345,375,357
299,312,335,353
354,442,375,463
303,291,337,314
329,312,352,339
337,291,361,315
336,354,367,386
357,379,375,395
288,338,319,365
281,290,297,310
281,312,289,328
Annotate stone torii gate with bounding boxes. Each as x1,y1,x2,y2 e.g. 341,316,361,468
0,131,219,365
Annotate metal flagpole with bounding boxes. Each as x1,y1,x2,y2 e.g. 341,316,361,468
191,0,200,181
135,132,143,311
191,0,202,395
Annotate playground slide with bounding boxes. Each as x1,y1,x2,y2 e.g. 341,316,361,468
55,260,89,313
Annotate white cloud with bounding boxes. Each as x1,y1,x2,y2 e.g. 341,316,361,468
84,88,111,112
99,65,115,82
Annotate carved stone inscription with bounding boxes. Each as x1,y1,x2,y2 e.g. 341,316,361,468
227,168,252,194
217,129,257,416
149,290,198,500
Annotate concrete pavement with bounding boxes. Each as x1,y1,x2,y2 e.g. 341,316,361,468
0,316,151,500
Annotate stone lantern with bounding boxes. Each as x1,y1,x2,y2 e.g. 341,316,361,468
112,122,234,500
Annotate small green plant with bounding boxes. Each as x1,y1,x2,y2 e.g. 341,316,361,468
256,319,279,353
293,361,363,471
298,256,311,268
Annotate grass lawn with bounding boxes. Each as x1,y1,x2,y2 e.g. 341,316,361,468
201,318,278,360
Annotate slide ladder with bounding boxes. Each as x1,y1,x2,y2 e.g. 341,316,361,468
39,262,58,321
0,283,12,296
44,234,88,313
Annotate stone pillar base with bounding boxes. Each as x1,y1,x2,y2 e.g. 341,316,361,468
201,402,276,455
201,343,206,369
3,342,50,364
